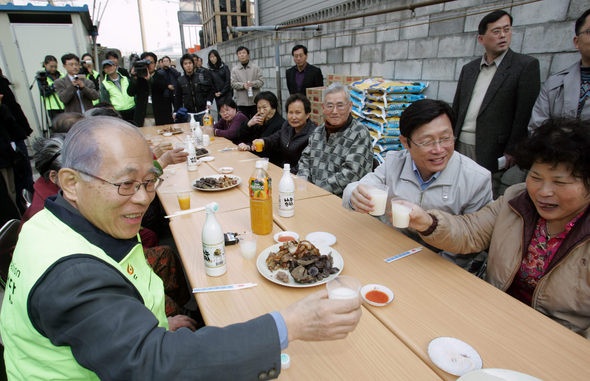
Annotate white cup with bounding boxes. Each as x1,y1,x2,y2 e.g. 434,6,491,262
238,232,257,259
391,200,411,228
202,134,210,147
366,185,388,216
326,275,361,300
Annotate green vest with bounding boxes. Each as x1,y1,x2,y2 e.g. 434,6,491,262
102,75,135,111
0,208,168,380
43,74,65,111
87,70,100,105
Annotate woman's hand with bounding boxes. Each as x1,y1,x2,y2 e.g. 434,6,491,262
158,147,188,168
247,113,263,127
153,142,173,158
238,143,251,151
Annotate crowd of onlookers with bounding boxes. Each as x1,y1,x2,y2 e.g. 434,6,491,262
0,7,589,380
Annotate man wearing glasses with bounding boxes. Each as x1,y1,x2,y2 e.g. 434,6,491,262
1,116,361,380
452,10,540,198
54,53,99,113
529,8,590,130
343,99,492,273
297,82,373,197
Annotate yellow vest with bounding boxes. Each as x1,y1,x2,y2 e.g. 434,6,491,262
102,75,135,111
43,73,65,111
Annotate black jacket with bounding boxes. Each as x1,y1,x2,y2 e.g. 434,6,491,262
237,112,285,163
286,64,323,96
127,75,151,126
208,63,233,105
174,68,215,113
0,75,32,139
151,68,179,125
262,119,316,173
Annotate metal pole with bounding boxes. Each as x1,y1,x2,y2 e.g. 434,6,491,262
137,0,147,52
178,13,186,53
274,31,281,111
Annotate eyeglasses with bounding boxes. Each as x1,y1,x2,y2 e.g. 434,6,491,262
578,29,590,37
324,102,349,111
75,169,162,196
489,26,511,37
408,136,456,150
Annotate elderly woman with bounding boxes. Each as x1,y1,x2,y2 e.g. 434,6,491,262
237,91,285,152
407,117,590,338
204,99,248,144
252,93,316,173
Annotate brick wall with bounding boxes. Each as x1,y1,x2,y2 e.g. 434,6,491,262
215,0,587,107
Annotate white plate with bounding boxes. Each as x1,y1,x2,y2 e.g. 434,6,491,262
458,369,541,381
428,337,482,376
361,284,394,306
192,174,241,192
199,156,215,162
256,243,343,288
305,232,337,247
273,231,300,243
218,166,234,174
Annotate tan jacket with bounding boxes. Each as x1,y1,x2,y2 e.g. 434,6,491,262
230,62,264,106
422,183,590,338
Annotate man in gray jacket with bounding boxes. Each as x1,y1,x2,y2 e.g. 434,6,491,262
231,46,264,119
342,99,492,272
528,8,590,130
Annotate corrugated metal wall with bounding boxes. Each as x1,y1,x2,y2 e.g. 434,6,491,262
258,0,348,25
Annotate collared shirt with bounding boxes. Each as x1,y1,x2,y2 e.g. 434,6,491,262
412,160,441,190
107,74,122,91
295,64,307,92
480,49,508,68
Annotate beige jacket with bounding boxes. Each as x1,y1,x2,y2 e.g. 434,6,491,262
230,62,264,106
422,183,590,338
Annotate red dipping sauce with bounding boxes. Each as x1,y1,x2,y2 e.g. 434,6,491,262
278,235,296,242
365,290,389,304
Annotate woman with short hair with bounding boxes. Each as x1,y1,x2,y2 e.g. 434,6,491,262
237,91,285,154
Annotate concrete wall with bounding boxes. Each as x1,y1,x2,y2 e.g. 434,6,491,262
216,0,587,107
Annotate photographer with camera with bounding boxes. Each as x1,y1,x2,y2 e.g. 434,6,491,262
36,55,65,122
151,56,179,125
99,59,136,124
79,53,100,106
53,53,99,113
127,52,157,126
173,53,214,123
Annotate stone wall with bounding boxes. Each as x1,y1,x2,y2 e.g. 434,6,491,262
214,0,587,107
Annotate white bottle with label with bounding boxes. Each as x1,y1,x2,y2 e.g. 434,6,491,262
202,202,227,277
186,137,198,171
278,163,295,217
190,114,203,146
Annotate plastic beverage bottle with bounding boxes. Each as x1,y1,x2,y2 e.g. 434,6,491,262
247,81,254,98
203,109,213,127
190,115,203,146
202,202,227,276
249,161,272,235
278,163,295,217
186,137,198,171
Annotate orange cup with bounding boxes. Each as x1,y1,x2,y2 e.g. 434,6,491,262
254,140,264,152
177,192,191,210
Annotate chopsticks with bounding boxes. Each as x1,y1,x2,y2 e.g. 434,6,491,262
165,206,206,219
192,283,257,293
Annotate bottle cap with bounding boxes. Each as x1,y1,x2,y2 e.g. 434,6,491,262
283,163,290,171
255,161,264,169
206,202,219,213
280,353,290,369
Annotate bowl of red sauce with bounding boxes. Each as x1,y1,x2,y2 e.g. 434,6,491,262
274,231,300,243
361,284,394,306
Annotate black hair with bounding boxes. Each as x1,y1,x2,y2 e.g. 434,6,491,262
291,45,308,55
516,118,590,191
61,53,79,64
208,49,223,69
32,135,65,179
254,91,278,110
105,51,119,60
81,53,93,62
236,46,250,55
478,10,513,35
94,101,115,109
51,112,84,134
575,8,590,35
218,99,238,110
161,55,171,62
140,51,157,63
285,93,311,114
399,99,455,142
43,55,57,65
180,53,194,69
85,107,121,118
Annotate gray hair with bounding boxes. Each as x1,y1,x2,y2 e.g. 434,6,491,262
322,82,351,104
84,107,121,118
62,116,145,177
33,135,65,180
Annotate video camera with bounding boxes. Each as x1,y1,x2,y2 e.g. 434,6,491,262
133,59,150,78
35,70,48,81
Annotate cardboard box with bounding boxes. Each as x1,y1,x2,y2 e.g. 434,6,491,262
306,86,325,103
326,74,373,86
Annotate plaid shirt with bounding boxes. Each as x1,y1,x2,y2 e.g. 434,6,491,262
297,118,373,197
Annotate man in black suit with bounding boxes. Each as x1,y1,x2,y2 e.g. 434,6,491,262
286,45,324,96
452,10,540,197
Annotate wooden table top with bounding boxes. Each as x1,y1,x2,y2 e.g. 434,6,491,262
274,194,590,380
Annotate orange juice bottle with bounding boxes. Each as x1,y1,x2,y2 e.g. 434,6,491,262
203,109,213,127
249,161,272,235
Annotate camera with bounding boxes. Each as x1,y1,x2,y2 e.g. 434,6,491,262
82,60,92,65
133,59,150,78
35,71,48,81
73,74,79,80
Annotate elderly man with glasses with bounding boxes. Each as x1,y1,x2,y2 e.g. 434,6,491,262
342,99,493,273
297,82,373,197
1,116,362,380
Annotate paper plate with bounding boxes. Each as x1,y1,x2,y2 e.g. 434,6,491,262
305,232,336,247
199,156,215,162
428,337,482,376
458,369,542,381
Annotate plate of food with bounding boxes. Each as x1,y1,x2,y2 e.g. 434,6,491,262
192,174,241,191
195,148,209,158
256,240,343,288
157,126,184,135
